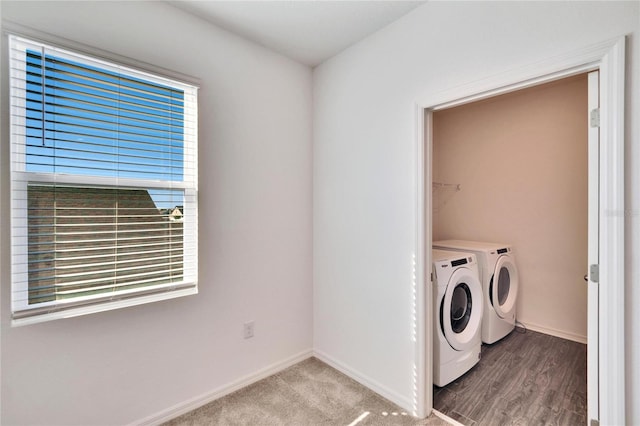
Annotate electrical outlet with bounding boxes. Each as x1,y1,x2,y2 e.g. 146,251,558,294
243,321,254,339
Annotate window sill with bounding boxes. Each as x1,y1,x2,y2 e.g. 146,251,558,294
11,286,197,327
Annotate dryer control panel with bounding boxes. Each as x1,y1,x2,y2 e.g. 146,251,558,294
451,257,472,267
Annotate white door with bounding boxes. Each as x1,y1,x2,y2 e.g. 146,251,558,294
587,70,599,424
441,268,483,351
490,255,519,319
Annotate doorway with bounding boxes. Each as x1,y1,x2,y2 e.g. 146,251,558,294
430,73,589,424
414,35,625,425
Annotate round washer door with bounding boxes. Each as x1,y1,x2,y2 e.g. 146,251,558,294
490,255,519,319
441,267,483,351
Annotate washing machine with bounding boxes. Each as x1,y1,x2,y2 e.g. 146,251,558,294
432,249,483,387
433,240,519,344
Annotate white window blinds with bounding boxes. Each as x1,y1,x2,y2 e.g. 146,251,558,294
9,35,198,324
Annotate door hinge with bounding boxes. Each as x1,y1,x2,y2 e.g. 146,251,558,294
590,108,600,128
590,419,599,426
430,272,434,282
590,264,599,283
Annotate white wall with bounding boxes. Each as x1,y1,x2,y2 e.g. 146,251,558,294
433,75,589,342
0,2,313,425
313,1,639,422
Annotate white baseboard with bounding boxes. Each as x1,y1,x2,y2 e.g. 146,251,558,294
312,349,415,415
432,409,465,426
132,349,314,426
517,321,587,344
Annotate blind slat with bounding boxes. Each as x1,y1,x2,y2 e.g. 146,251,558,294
31,250,184,264
27,272,186,301
33,260,184,279
25,240,189,255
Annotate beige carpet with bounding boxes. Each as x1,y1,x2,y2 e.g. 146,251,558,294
164,357,451,426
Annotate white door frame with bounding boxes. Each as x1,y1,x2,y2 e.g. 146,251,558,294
413,36,626,424
587,69,600,423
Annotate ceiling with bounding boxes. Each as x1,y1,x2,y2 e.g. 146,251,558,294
167,1,426,67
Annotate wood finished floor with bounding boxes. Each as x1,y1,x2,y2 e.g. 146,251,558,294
433,328,587,425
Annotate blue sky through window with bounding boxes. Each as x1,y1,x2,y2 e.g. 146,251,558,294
25,50,186,209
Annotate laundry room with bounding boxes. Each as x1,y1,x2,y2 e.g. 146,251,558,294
430,73,589,423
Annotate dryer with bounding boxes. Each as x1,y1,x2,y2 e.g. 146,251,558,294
434,240,519,344
432,249,483,387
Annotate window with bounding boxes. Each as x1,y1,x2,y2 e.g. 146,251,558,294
9,35,198,325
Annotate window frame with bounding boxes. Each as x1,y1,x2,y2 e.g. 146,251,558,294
8,33,199,326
